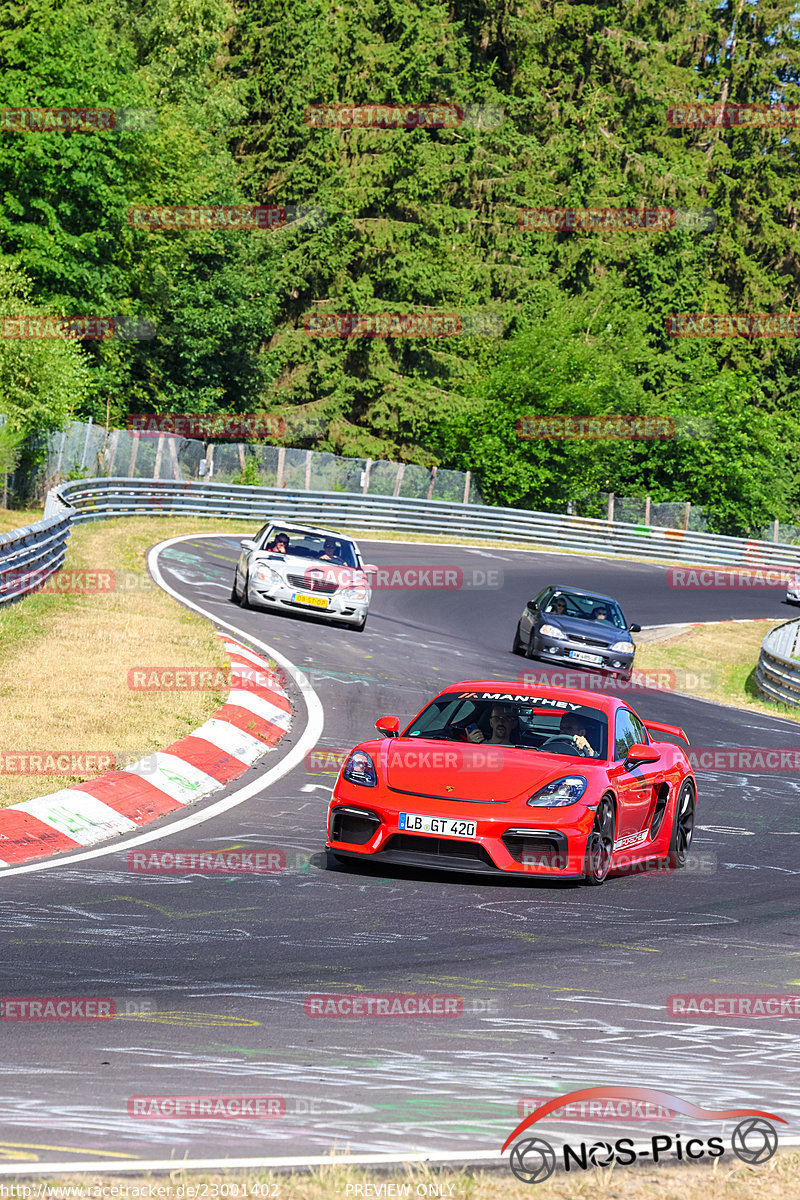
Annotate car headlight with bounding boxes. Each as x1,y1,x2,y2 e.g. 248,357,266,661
610,640,634,653
341,585,368,601
539,623,565,639
254,565,282,586
342,750,377,787
527,776,588,807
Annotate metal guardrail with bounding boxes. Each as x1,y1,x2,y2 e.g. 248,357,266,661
0,509,71,604
755,617,800,707
49,477,800,571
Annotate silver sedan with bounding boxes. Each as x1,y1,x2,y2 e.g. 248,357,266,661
231,520,377,630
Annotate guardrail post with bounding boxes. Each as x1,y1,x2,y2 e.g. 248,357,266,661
773,519,779,542
128,431,140,477
276,447,285,488
683,501,691,531
154,435,165,479
80,417,93,469
427,465,437,501
607,493,614,522
393,463,405,498
168,437,181,480
644,495,650,525
305,449,313,490
463,471,471,504
362,459,372,495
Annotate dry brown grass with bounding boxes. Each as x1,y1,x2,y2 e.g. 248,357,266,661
5,1155,799,1199
0,506,44,533
634,619,799,723
0,517,253,808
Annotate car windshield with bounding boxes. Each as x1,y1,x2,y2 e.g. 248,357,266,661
544,590,627,629
262,529,358,568
404,691,609,758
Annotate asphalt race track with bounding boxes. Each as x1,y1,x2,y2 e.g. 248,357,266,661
1,535,798,1167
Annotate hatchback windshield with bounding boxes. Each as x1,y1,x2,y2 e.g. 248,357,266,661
543,590,627,629
404,691,608,758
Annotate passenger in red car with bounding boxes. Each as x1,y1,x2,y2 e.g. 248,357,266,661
466,703,520,745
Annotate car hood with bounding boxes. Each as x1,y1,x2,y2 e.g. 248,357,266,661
363,737,603,803
541,615,628,645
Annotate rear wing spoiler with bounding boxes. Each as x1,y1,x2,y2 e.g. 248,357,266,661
644,720,690,746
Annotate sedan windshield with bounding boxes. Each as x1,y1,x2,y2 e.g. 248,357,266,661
262,529,358,568
405,691,608,758
543,590,627,629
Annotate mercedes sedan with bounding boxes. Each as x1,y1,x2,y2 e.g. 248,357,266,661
231,520,377,630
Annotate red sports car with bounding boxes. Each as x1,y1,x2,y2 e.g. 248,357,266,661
326,681,696,885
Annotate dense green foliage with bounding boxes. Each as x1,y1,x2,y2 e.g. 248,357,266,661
1,0,799,532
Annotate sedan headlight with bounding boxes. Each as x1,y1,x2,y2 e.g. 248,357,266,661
341,585,368,601
527,776,588,807
539,623,566,639
610,640,634,653
342,750,377,787
254,565,283,586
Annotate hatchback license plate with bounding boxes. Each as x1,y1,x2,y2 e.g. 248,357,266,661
569,650,603,664
399,812,477,838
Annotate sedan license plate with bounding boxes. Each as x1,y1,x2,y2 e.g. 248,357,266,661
292,592,329,609
569,650,603,664
399,812,477,838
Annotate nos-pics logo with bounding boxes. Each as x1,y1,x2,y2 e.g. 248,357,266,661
502,1086,783,1184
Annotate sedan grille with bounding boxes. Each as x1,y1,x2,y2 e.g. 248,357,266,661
287,572,338,595
568,633,612,649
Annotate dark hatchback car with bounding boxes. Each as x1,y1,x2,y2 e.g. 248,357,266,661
512,585,641,680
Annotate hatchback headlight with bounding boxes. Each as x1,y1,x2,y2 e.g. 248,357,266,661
610,640,634,653
527,776,588,807
539,623,565,639
342,750,377,787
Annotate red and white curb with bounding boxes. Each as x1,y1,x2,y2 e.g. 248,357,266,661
0,633,291,868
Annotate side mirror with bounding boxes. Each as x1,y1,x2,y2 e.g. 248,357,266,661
628,623,641,633
240,539,256,551
375,715,400,738
362,563,379,574
625,743,660,766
